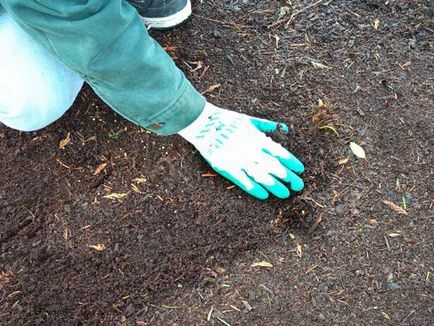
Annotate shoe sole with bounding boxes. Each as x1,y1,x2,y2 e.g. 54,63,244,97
141,0,192,30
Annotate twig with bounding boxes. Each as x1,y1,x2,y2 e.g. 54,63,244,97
268,0,327,29
384,236,390,251
308,213,323,233
216,316,231,326
300,196,326,208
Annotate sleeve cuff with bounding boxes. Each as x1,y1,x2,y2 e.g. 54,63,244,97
142,80,206,135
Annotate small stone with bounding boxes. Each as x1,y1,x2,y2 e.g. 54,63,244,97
125,304,135,316
408,39,416,49
387,273,394,282
387,282,401,290
318,283,327,291
318,313,326,320
334,204,346,215
212,30,222,39
248,291,256,300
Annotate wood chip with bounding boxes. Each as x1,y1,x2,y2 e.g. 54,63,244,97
88,243,106,251
382,200,408,215
296,244,303,258
132,177,147,184
93,162,108,175
241,300,253,311
201,173,218,177
63,227,71,240
381,312,390,320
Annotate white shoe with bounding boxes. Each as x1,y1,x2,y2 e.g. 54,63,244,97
140,0,192,30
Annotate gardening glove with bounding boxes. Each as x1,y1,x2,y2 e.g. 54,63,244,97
178,102,305,200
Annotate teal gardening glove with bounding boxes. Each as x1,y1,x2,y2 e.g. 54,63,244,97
178,102,305,200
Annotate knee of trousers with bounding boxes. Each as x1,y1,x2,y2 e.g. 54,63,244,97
0,85,82,132
0,11,84,132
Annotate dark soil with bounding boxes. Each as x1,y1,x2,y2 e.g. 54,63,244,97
1,1,433,325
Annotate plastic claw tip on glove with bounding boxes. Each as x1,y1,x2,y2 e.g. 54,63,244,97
178,102,305,200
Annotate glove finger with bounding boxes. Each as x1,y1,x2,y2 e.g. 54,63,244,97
243,162,290,199
256,150,305,192
262,175,290,199
278,169,304,192
250,117,289,133
212,166,269,200
262,140,305,174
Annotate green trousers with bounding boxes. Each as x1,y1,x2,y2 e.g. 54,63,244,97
0,0,205,135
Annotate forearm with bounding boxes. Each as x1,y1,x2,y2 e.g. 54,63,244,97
1,0,205,134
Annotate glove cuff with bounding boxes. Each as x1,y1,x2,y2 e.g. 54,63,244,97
177,101,217,141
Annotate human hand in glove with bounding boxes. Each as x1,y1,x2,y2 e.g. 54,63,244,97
178,102,305,200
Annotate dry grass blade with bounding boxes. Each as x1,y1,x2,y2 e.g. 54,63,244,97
59,132,71,149
201,83,221,95
103,193,128,200
251,261,273,268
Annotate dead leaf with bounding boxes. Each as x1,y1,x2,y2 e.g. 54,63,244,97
59,132,71,149
201,83,221,95
349,142,366,159
387,232,401,238
0,271,13,285
93,163,108,175
88,243,106,251
373,18,380,30
296,244,303,258
338,158,349,165
318,98,325,108
103,193,127,200
383,200,408,215
319,125,339,136
251,261,273,268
